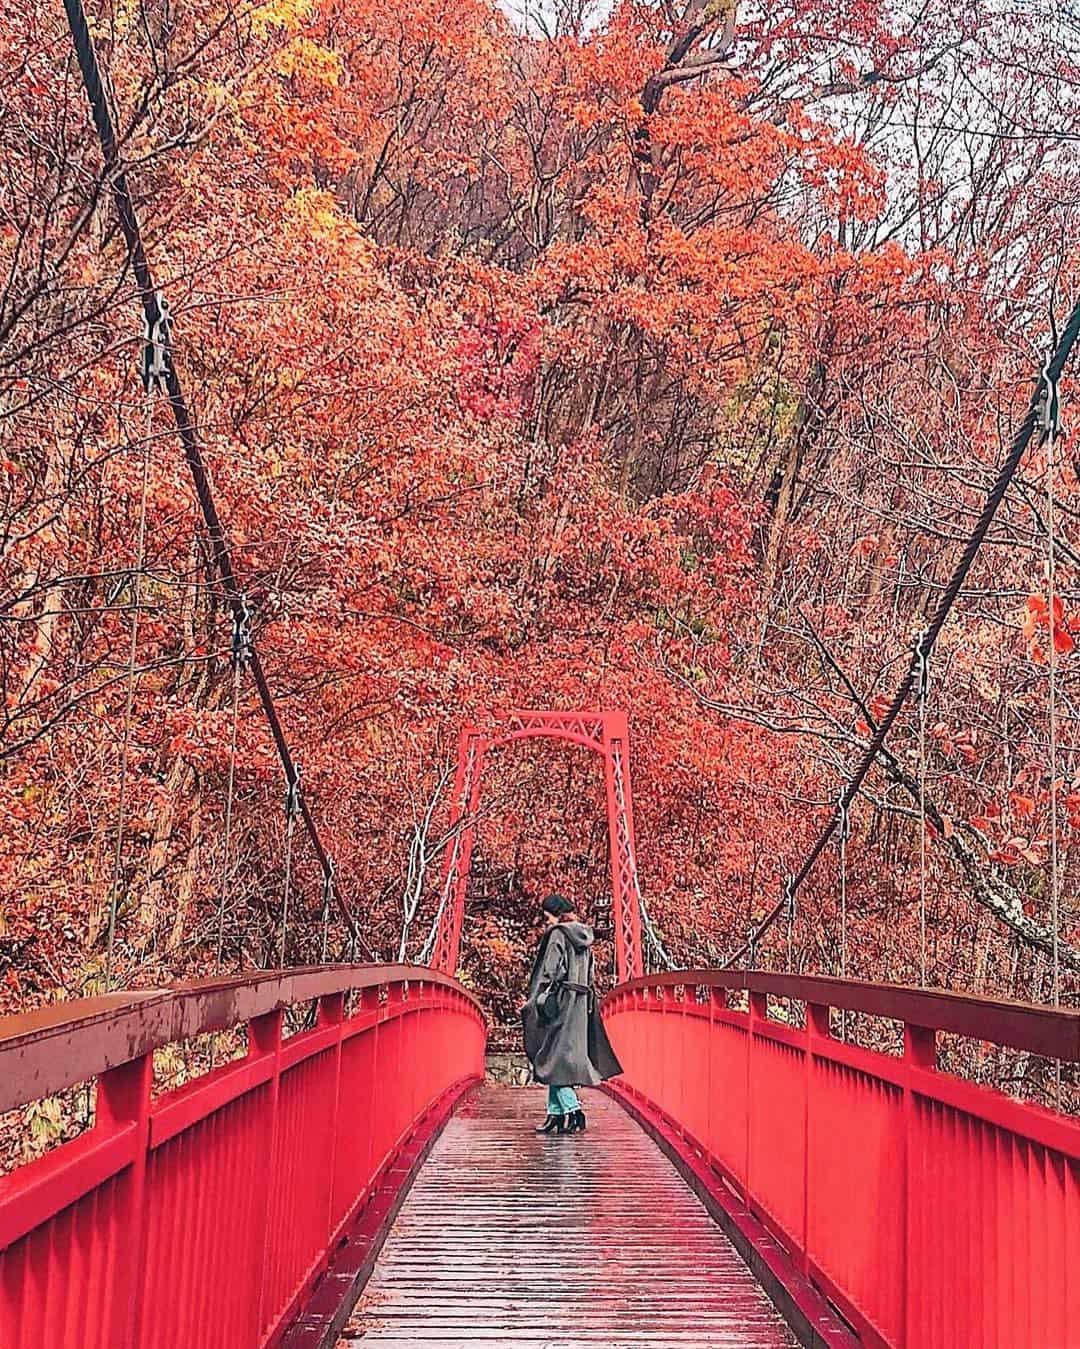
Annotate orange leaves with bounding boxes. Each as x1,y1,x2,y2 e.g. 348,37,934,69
5,0,1080,1018
973,774,1080,870
990,839,1046,868
1019,840,1048,866
802,136,887,221
454,316,540,422
1024,594,1077,661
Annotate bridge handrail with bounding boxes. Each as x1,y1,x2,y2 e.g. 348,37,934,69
604,967,1080,1346
0,964,480,1115
1,962,486,1348
607,969,1080,1061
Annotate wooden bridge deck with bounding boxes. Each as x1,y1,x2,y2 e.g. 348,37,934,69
339,1085,796,1347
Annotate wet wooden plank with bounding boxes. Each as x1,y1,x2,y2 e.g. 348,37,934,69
339,1086,797,1347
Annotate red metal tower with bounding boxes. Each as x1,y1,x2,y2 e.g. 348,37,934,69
427,710,644,982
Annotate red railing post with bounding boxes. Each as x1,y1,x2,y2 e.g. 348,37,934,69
746,990,767,1212
803,1001,830,1279
319,992,345,1244
360,985,381,1197
708,987,724,1172
664,985,678,1122
901,1020,935,1347
97,1051,152,1347
249,1007,283,1340
381,983,407,1176
677,984,688,1132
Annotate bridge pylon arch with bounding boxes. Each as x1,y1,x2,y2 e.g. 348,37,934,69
426,710,644,983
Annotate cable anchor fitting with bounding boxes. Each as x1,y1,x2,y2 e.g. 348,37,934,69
231,596,253,671
140,291,172,396
914,632,931,705
1040,354,1061,440
285,767,302,820
837,792,852,844
783,875,796,924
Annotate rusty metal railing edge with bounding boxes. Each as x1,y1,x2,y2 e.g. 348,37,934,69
604,969,1080,1062
0,964,481,1115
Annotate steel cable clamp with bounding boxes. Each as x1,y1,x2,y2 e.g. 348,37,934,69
231,596,253,671
140,291,172,396
837,791,852,844
285,768,302,820
915,632,931,705
1040,353,1060,440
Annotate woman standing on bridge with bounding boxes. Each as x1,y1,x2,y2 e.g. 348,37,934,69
521,893,622,1134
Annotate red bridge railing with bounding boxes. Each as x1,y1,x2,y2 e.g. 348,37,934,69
604,971,1080,1349
0,965,485,1349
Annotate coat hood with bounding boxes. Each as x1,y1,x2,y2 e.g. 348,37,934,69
557,921,594,952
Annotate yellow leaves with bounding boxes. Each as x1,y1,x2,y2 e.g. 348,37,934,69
251,0,316,38
200,79,237,122
284,186,351,247
25,1096,65,1150
274,36,343,90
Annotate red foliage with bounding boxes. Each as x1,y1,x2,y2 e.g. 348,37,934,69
1,0,1078,1031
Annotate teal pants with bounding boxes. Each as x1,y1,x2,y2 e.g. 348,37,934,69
546,1085,581,1115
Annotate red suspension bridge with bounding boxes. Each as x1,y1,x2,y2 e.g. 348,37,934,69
3,3,1080,1347
2,933,1080,1346
2,709,1080,1347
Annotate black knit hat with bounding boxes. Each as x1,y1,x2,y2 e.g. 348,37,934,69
541,893,575,917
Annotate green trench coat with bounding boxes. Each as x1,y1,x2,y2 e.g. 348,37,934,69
520,921,623,1087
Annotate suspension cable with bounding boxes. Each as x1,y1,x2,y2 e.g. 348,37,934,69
418,789,471,966
721,300,1080,969
837,790,850,980
1042,349,1062,1100
63,0,360,956
105,398,153,991
216,599,250,968
279,771,301,966
784,874,795,972
916,631,930,987
636,872,677,972
320,859,335,963
838,790,850,1039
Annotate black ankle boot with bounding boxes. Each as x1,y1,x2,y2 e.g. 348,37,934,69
535,1113,566,1134
566,1108,587,1133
